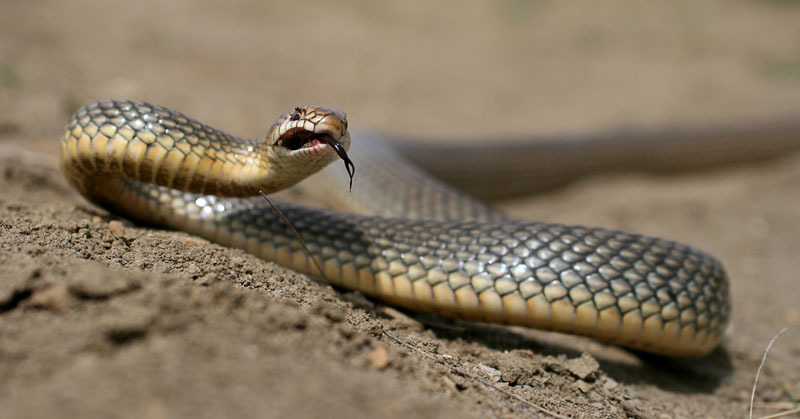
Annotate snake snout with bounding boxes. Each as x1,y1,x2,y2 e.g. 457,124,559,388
272,106,349,153
315,114,347,144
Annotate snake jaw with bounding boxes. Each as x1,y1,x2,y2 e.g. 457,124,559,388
276,128,337,152
264,105,354,189
272,124,350,168
270,106,350,157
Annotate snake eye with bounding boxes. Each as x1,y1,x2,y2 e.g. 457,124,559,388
291,113,301,121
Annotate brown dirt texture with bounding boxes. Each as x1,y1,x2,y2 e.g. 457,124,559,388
2,1,800,418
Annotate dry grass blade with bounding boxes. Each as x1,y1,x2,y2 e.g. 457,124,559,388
750,326,793,419
757,406,800,419
258,190,325,277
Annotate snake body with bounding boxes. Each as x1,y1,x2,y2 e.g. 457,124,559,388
61,100,730,358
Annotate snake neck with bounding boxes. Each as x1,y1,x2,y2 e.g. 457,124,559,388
60,100,345,201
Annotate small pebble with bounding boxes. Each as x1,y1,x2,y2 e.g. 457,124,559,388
108,220,125,237
572,380,592,393
368,346,390,370
28,284,72,312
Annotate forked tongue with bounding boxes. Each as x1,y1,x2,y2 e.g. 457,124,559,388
319,136,355,192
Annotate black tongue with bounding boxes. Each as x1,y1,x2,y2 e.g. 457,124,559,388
320,136,355,192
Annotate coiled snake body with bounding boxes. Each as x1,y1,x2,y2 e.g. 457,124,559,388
61,100,730,358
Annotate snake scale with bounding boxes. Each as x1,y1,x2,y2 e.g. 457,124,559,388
61,100,730,358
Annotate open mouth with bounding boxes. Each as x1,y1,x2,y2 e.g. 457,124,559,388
277,127,355,189
277,127,337,151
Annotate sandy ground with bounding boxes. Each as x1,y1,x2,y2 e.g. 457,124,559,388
2,1,800,417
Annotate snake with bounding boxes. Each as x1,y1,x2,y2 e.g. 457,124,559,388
60,99,733,358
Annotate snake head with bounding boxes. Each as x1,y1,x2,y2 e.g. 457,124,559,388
264,105,354,189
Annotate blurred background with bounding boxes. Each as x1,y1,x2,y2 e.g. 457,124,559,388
2,0,799,142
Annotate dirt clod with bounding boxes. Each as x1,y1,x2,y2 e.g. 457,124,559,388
564,353,600,381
